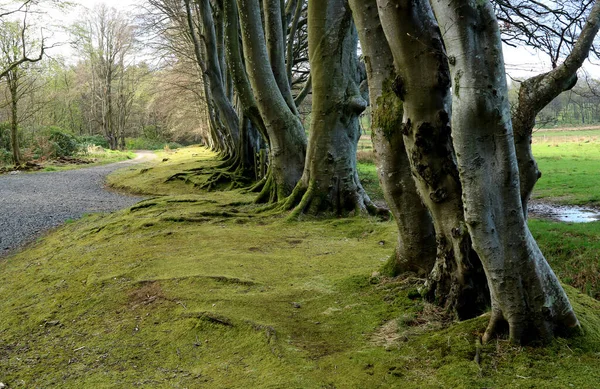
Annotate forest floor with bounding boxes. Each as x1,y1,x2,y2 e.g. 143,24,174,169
1,146,600,388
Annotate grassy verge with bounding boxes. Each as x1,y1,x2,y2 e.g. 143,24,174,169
41,150,136,172
1,150,135,174
532,140,600,204
1,147,600,388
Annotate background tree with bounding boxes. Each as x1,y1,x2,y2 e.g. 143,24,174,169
71,5,135,150
0,16,44,165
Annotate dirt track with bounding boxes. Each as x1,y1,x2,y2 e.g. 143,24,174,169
0,152,155,258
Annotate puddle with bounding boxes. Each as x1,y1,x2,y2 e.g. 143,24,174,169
528,202,600,223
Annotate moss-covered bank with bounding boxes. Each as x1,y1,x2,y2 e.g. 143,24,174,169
1,147,600,388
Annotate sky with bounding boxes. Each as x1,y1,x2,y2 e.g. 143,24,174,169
17,0,600,80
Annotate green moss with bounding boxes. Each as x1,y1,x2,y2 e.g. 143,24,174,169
373,79,404,143
454,69,463,98
2,147,600,387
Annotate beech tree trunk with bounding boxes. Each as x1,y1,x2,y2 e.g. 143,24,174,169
513,1,600,215
185,0,239,157
431,0,578,344
237,0,307,202
348,0,436,276
376,0,489,318
285,0,380,217
263,0,298,115
223,0,268,176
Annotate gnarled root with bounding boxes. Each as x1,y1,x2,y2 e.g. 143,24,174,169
283,179,389,220
482,304,580,345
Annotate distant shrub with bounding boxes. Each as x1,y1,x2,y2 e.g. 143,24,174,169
357,150,376,165
166,142,182,150
46,127,79,157
79,134,110,149
125,137,175,150
0,148,11,164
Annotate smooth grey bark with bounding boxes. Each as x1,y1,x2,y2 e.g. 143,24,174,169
431,0,578,344
284,0,381,217
263,0,298,115
376,0,488,318
514,0,600,216
348,0,436,276
237,0,307,202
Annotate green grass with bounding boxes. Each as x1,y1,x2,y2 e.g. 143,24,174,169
533,129,600,139
1,146,600,387
533,141,600,204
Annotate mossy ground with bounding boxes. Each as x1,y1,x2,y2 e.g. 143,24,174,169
2,147,600,388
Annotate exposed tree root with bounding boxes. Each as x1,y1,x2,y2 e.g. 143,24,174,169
253,171,290,204
282,179,389,220
166,168,253,191
482,303,580,345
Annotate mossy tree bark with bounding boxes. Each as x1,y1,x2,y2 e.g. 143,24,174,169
376,0,488,318
513,1,600,216
431,0,578,344
348,0,436,276
284,0,380,217
237,0,307,202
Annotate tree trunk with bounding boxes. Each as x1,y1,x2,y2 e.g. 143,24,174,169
513,1,600,216
9,72,20,166
224,0,269,174
185,0,239,157
283,0,382,217
431,0,578,344
237,0,307,202
375,0,488,319
348,0,436,276
263,0,298,115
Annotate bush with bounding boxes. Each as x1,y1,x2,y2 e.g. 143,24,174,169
79,134,110,149
46,127,80,157
125,137,175,150
0,148,12,165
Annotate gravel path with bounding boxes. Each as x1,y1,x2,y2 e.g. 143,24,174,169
0,152,156,258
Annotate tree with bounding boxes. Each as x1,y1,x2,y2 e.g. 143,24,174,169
0,16,44,165
344,0,587,343
236,0,307,202
72,5,135,150
509,0,600,214
278,0,386,217
430,0,578,343
370,0,489,318
348,0,436,276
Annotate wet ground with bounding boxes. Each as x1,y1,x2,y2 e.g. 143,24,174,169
528,201,600,223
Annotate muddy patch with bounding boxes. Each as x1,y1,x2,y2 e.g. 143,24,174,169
529,201,600,223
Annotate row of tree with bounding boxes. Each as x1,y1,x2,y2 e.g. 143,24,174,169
1,0,598,345
143,0,600,345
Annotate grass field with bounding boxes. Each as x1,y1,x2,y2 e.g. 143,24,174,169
2,146,600,387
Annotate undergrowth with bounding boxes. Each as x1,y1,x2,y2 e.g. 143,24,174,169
1,146,600,388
